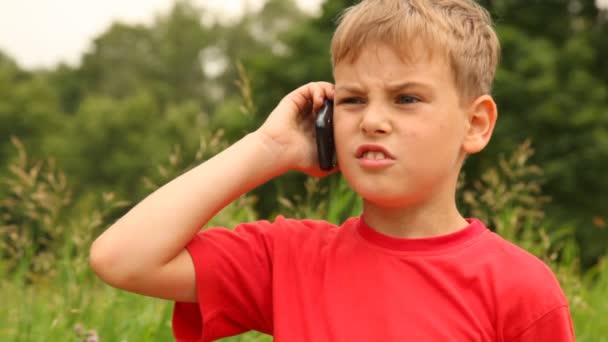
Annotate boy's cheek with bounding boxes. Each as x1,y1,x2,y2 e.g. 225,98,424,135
332,121,352,144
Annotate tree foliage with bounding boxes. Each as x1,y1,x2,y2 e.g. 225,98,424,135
1,0,606,265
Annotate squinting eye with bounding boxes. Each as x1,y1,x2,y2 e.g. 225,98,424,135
341,97,365,104
397,95,419,104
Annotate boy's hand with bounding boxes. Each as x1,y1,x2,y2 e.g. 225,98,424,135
256,82,336,177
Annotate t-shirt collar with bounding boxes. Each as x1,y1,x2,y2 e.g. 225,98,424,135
356,216,487,252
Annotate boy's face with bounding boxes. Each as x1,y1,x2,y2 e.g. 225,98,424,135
333,43,471,208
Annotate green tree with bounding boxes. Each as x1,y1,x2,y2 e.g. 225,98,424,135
44,92,204,199
78,0,218,110
0,52,62,170
474,0,608,266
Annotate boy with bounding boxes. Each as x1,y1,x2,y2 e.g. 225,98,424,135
90,0,575,341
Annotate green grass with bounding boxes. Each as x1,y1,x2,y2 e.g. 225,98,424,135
0,267,276,342
0,272,173,341
572,257,608,340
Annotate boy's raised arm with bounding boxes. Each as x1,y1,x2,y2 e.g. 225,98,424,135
89,82,335,302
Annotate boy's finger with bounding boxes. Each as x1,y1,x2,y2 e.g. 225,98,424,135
311,82,335,112
313,89,325,112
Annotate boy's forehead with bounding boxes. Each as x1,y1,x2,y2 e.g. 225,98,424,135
333,43,450,86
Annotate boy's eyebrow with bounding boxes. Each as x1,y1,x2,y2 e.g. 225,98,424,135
335,81,433,93
385,80,434,92
335,84,365,93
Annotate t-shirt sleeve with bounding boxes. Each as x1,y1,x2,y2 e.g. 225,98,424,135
498,248,575,342
172,220,277,342
508,305,574,342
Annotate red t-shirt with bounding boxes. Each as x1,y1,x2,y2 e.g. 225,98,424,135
173,216,574,341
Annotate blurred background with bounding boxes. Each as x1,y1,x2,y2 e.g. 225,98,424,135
0,0,607,340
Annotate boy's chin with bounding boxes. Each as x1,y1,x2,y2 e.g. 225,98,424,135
360,193,417,210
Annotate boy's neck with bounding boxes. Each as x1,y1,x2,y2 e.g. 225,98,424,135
361,199,468,239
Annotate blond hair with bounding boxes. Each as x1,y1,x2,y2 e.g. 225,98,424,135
331,0,500,101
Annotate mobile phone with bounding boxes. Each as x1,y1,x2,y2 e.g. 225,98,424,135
315,98,336,171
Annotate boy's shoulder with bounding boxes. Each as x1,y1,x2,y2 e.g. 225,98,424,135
243,214,355,235
260,214,357,243
479,228,570,338
216,215,353,247
483,229,562,287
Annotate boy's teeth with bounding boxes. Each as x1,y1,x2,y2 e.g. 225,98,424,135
364,151,386,160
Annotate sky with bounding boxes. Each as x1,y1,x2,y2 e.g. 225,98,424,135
0,0,323,69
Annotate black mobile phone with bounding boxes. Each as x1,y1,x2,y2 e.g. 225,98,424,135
315,98,336,171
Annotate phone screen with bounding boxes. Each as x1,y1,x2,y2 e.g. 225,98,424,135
315,99,336,171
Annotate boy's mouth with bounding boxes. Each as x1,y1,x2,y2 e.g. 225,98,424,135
355,144,395,160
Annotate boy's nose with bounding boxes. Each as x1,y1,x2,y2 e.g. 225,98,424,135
360,108,391,136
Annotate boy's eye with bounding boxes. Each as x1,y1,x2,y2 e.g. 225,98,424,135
397,95,419,104
341,97,365,104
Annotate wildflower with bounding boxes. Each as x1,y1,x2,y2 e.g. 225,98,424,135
86,330,99,342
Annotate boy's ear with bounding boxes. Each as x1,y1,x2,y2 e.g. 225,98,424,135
462,94,498,154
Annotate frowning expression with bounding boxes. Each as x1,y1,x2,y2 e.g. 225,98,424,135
333,43,470,208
